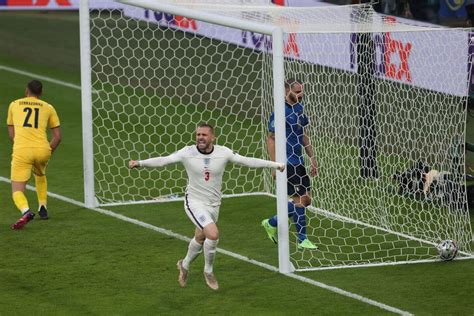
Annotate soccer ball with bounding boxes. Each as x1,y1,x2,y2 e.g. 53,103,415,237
437,240,458,261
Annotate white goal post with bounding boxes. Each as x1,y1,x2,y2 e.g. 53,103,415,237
80,0,291,272
80,0,474,272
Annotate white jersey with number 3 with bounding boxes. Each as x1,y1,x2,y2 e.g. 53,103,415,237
138,145,281,207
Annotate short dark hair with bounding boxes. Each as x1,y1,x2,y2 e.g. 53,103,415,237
27,80,43,96
197,123,214,134
285,78,302,90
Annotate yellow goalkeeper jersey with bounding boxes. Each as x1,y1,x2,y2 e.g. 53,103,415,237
7,96,60,151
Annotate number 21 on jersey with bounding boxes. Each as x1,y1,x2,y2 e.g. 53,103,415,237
23,107,39,128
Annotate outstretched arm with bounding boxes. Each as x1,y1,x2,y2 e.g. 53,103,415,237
230,152,284,171
129,152,182,169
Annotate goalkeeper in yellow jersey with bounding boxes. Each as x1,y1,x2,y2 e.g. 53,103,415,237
7,80,61,230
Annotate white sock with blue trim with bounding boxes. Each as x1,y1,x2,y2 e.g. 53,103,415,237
182,237,202,270
203,238,219,274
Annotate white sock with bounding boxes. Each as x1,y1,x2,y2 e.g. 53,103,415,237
182,238,203,270
203,238,219,274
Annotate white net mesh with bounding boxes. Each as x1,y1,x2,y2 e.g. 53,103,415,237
88,1,473,269
90,9,266,204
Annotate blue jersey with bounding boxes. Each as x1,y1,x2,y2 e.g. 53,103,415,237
268,102,309,165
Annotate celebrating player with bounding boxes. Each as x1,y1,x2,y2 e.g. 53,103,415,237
129,123,284,290
8,80,61,229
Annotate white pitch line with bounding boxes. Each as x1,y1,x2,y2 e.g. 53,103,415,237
0,65,82,91
0,176,411,316
0,65,412,314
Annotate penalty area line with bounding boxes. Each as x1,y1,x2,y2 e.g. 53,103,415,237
0,176,412,315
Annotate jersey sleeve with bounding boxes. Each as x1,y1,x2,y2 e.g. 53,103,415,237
268,112,275,133
48,105,61,128
138,147,185,168
7,102,14,125
300,113,309,127
228,148,282,169
299,105,309,127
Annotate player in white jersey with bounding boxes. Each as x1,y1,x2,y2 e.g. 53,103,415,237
129,123,284,290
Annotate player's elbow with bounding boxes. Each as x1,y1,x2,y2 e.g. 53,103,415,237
52,128,62,143
54,135,62,146
51,135,61,152
302,137,309,147
267,133,275,144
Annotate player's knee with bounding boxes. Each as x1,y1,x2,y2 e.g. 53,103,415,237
203,222,219,240
205,227,219,240
206,231,219,241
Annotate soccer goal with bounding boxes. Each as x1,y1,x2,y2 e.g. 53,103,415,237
80,0,474,271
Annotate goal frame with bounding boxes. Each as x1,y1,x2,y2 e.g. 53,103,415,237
79,0,292,273
80,0,474,273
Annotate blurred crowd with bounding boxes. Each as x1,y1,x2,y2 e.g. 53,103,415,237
324,0,474,27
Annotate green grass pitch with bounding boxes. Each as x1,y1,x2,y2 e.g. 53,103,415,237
0,11,473,315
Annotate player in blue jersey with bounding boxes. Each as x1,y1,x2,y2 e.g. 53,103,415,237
261,78,318,250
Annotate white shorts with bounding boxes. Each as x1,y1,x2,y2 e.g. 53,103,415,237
184,195,220,230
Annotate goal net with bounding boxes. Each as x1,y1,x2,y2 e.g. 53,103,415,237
82,0,473,270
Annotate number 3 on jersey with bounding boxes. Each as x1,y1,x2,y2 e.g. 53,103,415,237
23,107,39,128
204,171,210,181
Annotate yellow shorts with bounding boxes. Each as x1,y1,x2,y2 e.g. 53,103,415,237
11,148,51,182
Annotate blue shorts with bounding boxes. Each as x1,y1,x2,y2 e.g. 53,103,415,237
287,164,311,197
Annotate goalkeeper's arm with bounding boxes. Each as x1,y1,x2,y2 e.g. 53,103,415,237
129,152,182,169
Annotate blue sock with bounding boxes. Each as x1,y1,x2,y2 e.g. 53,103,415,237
292,206,307,242
268,201,296,227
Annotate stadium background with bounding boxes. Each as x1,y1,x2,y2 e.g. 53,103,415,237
0,1,473,315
